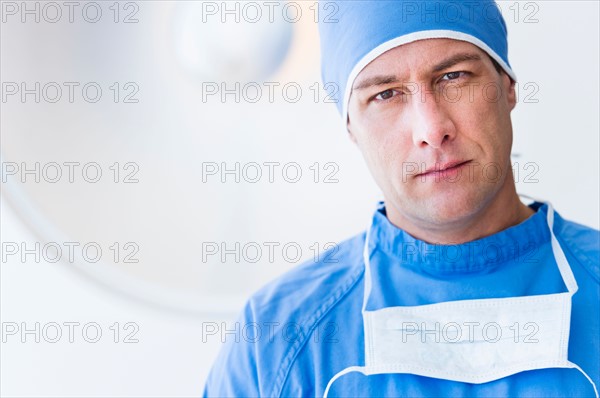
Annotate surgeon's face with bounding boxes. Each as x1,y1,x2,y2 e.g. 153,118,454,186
347,38,517,230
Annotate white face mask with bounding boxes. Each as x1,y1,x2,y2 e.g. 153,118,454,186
323,201,598,398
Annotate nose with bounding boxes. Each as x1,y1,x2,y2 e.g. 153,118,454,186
410,91,457,149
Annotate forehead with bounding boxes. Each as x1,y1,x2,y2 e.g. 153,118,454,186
354,38,488,83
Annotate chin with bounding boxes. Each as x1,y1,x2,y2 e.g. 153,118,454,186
404,187,490,226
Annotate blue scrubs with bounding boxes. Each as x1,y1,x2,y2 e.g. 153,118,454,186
203,202,599,397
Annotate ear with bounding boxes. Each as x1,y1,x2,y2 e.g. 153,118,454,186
503,73,517,111
347,117,358,145
348,129,358,145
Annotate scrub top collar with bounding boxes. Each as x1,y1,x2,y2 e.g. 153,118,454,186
368,201,551,275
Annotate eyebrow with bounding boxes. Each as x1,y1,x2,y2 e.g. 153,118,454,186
431,52,482,73
352,74,399,91
352,52,483,91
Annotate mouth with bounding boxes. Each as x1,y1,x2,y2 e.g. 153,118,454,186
417,160,472,179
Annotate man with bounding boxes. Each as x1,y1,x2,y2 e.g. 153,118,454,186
204,1,599,396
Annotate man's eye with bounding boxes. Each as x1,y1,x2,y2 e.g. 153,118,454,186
374,89,399,101
441,71,466,81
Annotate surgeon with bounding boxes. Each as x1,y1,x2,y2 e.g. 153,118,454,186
203,1,599,396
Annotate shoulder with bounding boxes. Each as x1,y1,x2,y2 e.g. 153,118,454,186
244,232,366,395
245,231,366,331
554,211,600,283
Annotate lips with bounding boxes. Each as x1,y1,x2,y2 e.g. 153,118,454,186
417,160,471,177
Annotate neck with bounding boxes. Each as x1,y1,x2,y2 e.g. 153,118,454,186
386,179,535,245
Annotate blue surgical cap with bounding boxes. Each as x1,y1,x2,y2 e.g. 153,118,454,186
318,0,517,123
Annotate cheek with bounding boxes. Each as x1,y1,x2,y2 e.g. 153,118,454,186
355,124,412,185
366,126,412,165
451,89,512,152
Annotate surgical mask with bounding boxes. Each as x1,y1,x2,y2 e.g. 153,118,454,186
323,200,598,398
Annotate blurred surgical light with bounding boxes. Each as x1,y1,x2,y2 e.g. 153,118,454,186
171,1,294,81
0,1,345,318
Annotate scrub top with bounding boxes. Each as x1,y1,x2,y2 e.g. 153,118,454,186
203,202,599,397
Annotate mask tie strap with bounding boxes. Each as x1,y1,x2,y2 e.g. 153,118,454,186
519,194,579,295
362,220,373,313
568,362,599,398
545,201,579,294
323,366,368,398
323,207,378,398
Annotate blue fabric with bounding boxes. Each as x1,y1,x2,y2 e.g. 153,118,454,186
318,0,514,116
203,202,599,397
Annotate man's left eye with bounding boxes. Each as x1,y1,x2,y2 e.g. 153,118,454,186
441,71,465,81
